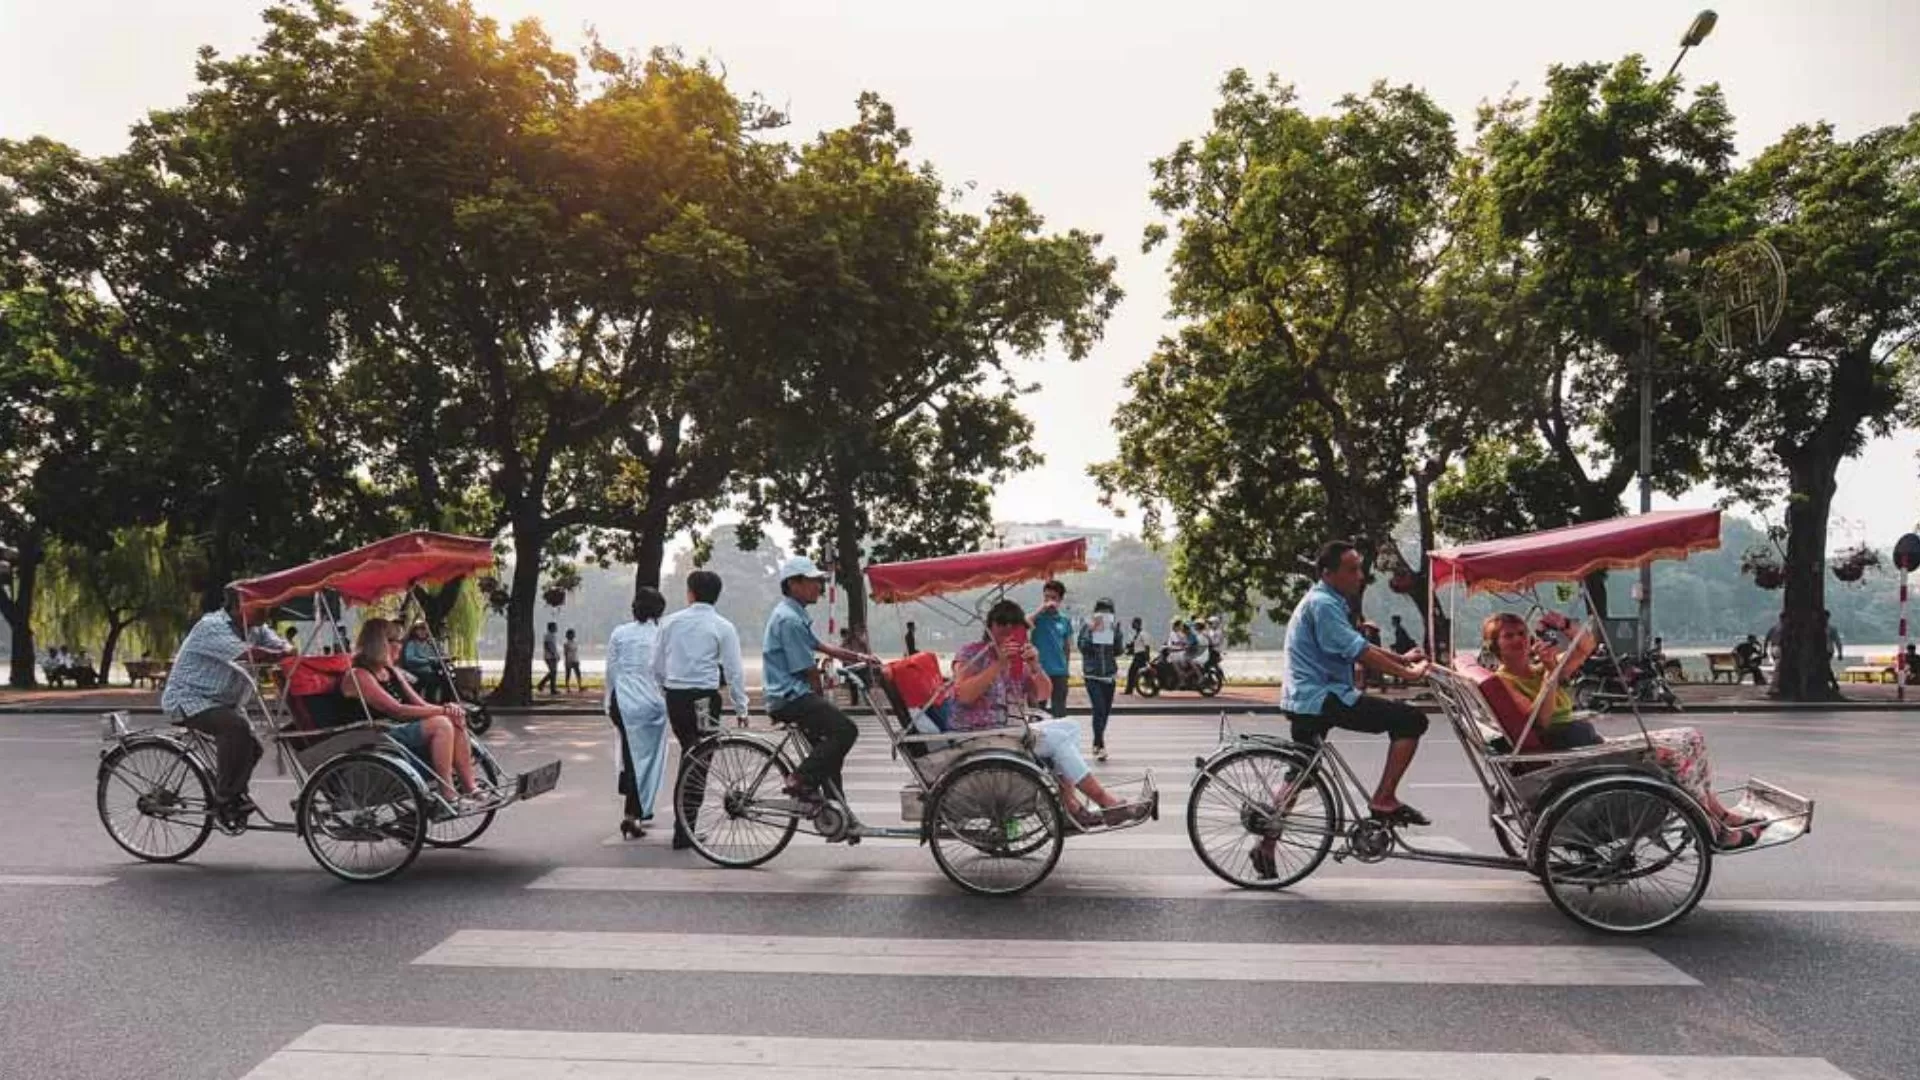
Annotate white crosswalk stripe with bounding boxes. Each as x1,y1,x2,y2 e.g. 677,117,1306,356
0,873,114,887
414,929,1697,985
243,1026,1857,1079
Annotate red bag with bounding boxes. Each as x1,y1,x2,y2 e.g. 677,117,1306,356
885,652,945,710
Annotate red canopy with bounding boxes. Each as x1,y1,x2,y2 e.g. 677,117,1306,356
231,531,496,618
1429,510,1721,595
867,538,1088,604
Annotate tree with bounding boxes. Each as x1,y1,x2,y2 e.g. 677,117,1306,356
44,527,197,682
1703,118,1920,700
740,96,1120,635
1438,57,1739,615
1095,72,1494,632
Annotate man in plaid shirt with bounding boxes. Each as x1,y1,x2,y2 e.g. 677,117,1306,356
162,590,291,829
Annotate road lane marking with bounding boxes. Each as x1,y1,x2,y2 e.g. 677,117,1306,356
414,929,1695,986
243,1027,1857,1080
0,874,115,886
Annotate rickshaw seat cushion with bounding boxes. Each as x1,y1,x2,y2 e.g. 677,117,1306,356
885,653,946,710
279,654,358,733
1454,661,1547,754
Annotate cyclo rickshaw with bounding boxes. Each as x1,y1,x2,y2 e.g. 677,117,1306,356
675,537,1159,896
95,531,563,883
1185,510,1814,933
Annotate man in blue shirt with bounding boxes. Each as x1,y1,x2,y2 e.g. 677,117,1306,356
1280,541,1433,826
762,556,878,805
1029,579,1073,717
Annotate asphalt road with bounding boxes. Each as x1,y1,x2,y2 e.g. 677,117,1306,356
1,705,1916,1079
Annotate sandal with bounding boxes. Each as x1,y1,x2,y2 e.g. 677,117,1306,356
1100,803,1150,827
1369,803,1432,828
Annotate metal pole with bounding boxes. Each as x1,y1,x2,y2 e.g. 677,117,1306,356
1637,262,1655,654
1900,572,1910,703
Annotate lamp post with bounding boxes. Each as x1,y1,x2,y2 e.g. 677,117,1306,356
1638,8,1717,653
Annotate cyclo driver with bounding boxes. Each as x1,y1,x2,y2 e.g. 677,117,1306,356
161,588,292,830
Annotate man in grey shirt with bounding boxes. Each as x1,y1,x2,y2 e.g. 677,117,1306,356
654,570,750,848
161,590,290,829
538,622,560,695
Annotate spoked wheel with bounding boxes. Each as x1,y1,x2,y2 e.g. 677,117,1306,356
1531,777,1712,934
1198,669,1224,697
927,757,1063,897
679,735,799,869
1187,746,1337,889
298,753,426,883
97,741,215,863
424,742,502,849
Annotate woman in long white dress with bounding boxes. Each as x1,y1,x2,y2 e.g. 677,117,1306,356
606,587,669,839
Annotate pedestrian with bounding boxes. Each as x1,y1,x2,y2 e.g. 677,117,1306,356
1029,580,1072,717
1390,615,1416,655
538,621,560,695
1123,617,1149,695
904,620,918,657
1824,609,1843,662
762,556,875,808
655,570,751,849
161,590,292,830
1733,634,1767,686
1079,598,1120,761
562,628,582,691
607,588,669,840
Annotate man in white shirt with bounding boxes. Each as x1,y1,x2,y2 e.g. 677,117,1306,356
654,569,750,849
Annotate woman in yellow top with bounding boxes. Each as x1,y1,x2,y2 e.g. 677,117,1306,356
1483,612,1763,847
1484,611,1603,750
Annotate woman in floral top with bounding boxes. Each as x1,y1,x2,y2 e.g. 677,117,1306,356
950,599,1150,829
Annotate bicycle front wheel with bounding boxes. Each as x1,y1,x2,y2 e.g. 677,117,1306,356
679,735,798,868
1187,746,1337,889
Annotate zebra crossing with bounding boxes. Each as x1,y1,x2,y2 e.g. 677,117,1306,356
229,712,1865,1078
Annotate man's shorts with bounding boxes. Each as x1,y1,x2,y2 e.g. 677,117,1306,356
1288,693,1429,744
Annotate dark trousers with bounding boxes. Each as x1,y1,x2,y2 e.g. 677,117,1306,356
1086,679,1116,747
1124,652,1148,695
608,701,643,820
179,705,262,805
666,687,720,844
537,658,558,694
768,693,859,795
1046,673,1069,718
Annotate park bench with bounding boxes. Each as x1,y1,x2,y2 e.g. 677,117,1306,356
1842,655,1897,684
1705,652,1741,684
123,660,171,689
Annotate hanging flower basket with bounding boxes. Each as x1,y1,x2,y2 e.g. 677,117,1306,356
1388,571,1414,595
1740,547,1785,591
1831,544,1881,584
541,586,569,609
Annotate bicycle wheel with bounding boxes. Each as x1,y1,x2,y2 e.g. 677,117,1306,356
1532,777,1712,934
1187,746,1337,889
679,735,798,868
927,757,1063,897
424,742,502,849
298,752,426,883
97,740,215,863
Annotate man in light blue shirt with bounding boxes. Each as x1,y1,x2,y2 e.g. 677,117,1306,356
1029,580,1072,717
762,556,878,804
1280,541,1433,828
655,569,752,848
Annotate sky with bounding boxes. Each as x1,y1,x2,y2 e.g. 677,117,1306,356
5,0,1920,552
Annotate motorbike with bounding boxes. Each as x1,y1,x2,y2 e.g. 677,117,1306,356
1136,647,1223,698
1571,648,1681,712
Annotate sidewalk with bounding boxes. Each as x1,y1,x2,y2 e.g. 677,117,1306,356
4,679,1915,715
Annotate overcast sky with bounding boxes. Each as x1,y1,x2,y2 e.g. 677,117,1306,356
6,0,1919,551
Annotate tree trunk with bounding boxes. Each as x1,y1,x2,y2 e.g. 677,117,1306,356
1772,453,1841,702
490,518,547,707
832,481,867,635
2,531,43,688
629,504,672,598
99,614,135,687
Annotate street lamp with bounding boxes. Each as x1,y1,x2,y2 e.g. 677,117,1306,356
1638,9,1717,653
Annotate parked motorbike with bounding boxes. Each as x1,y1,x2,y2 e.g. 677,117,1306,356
1136,647,1223,698
1571,649,1681,712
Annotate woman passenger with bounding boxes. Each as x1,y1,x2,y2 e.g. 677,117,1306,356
950,599,1150,829
1483,612,1763,847
341,617,480,806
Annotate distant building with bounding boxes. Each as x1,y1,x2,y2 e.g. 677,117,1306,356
993,520,1113,565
